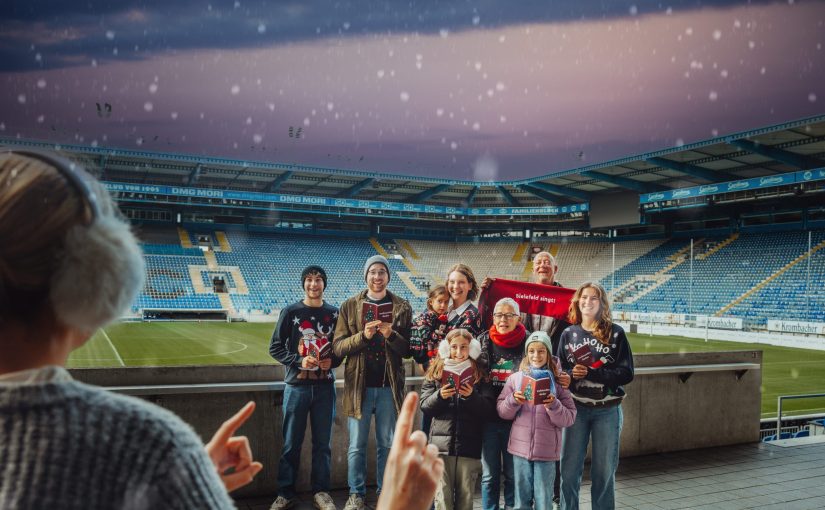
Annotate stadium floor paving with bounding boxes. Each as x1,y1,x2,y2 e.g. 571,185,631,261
236,439,825,509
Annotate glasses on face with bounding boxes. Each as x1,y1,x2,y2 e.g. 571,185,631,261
493,313,518,320
368,270,388,277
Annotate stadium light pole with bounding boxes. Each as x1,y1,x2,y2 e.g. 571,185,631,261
611,243,616,294
806,230,812,320
689,238,694,315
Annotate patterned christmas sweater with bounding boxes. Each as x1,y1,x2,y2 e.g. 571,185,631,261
269,301,341,385
409,310,450,364
478,329,526,423
558,324,634,404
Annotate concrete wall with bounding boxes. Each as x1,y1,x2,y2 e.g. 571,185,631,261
70,350,761,498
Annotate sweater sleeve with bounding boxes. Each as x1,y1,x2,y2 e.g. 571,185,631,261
420,378,450,416
269,305,302,368
409,312,433,363
544,385,577,428
585,326,634,388
496,373,521,421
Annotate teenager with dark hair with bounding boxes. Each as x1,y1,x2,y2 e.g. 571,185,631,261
268,265,340,510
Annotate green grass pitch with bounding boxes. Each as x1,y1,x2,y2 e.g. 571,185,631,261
69,322,825,418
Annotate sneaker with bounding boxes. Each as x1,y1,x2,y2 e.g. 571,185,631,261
313,492,337,510
343,494,366,510
270,495,296,510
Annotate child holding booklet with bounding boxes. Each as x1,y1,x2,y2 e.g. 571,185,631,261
420,328,496,510
497,331,576,510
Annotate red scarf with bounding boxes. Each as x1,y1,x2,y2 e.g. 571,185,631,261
489,323,526,348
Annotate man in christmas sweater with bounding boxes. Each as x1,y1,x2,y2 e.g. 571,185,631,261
268,266,340,510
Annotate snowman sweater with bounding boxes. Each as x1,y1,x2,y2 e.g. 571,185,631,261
270,301,341,385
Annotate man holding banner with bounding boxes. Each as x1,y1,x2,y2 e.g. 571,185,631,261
482,251,572,352
480,251,573,508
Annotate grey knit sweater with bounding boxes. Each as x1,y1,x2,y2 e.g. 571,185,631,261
0,369,235,509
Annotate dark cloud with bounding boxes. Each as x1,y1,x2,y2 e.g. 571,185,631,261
1,0,782,72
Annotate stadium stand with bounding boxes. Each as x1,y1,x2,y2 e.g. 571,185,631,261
130,228,825,326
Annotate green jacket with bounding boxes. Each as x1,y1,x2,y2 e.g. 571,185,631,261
332,289,412,418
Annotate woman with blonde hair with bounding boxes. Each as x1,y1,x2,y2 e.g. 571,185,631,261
0,150,260,509
558,282,634,510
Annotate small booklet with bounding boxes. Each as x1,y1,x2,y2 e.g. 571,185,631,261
441,360,475,390
521,368,556,404
308,338,332,360
566,344,594,366
362,301,393,326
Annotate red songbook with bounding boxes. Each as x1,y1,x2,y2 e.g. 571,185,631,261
362,301,393,326
309,338,332,360
441,360,475,390
520,369,556,404
566,344,594,366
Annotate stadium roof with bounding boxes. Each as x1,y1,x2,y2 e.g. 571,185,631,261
3,114,824,210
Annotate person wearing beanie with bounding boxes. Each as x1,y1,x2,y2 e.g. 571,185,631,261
333,254,412,510
301,265,328,289
480,250,573,506
497,328,576,510
525,330,553,355
363,254,391,282
268,265,340,510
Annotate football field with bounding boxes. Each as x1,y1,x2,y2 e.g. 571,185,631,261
69,322,825,418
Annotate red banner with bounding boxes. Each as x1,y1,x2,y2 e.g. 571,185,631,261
478,278,575,329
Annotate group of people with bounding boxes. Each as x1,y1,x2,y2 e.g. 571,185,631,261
0,150,635,510
270,249,634,510
0,151,439,510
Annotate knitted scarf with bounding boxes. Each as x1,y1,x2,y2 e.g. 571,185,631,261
489,323,526,348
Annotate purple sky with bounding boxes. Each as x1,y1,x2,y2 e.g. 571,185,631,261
2,0,824,180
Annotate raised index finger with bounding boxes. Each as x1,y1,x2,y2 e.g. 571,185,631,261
212,401,256,445
392,392,418,451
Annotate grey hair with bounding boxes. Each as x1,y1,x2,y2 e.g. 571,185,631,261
494,297,520,316
533,251,556,265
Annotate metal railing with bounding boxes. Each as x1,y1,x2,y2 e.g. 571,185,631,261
776,392,825,438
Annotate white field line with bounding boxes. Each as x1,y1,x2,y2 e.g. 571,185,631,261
101,329,126,367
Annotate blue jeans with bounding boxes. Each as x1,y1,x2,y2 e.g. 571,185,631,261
513,455,555,510
481,421,515,510
277,383,336,498
347,386,397,496
560,403,623,510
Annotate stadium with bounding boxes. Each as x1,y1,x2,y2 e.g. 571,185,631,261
3,1,825,508
4,112,825,506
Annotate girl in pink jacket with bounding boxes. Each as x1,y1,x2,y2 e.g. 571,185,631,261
497,331,577,510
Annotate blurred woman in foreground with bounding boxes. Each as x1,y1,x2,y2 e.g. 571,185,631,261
0,150,261,509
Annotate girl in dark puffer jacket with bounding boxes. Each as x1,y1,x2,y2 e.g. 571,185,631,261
420,328,496,510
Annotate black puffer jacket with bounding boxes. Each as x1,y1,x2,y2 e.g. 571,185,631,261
419,377,496,459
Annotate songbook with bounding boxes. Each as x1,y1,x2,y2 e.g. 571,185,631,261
566,344,594,366
309,338,332,360
521,368,556,404
362,301,393,326
441,360,475,390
